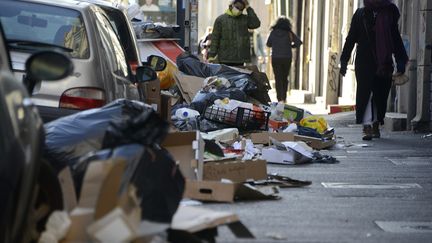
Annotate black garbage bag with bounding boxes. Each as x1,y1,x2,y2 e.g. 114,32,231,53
102,107,169,149
132,21,180,39
43,99,159,171
190,89,248,114
176,53,271,104
73,144,185,223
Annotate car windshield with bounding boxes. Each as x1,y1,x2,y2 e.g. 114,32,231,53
0,1,90,59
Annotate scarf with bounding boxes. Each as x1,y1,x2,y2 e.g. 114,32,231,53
364,0,396,76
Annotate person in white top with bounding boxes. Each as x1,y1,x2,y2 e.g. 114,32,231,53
140,0,160,12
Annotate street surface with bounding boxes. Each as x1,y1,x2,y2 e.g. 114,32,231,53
205,111,432,243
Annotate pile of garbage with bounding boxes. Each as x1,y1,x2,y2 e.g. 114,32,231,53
36,56,339,242
170,53,335,141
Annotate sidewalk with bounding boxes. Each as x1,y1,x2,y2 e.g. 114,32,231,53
206,111,432,242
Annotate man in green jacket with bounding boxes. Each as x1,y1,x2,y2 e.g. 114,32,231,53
207,0,261,66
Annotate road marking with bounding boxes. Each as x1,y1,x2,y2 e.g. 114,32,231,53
387,157,432,166
321,182,422,189
375,221,432,233
347,149,415,154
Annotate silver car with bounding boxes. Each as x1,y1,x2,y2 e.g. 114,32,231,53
0,0,141,122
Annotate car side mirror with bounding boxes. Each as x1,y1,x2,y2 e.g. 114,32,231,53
145,55,167,72
26,51,73,81
24,51,73,94
136,66,157,83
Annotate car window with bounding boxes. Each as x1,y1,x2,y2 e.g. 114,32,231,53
93,8,129,79
0,1,90,59
100,7,138,63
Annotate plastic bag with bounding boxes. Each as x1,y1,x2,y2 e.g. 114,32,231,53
299,116,329,134
190,89,248,114
44,99,162,171
176,53,270,104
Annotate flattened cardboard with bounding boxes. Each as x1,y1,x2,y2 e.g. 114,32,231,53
294,134,336,150
249,132,295,144
171,206,254,238
173,72,205,104
202,159,267,182
58,167,77,212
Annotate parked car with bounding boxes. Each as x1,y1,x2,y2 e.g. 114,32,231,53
79,0,143,76
0,0,142,122
0,16,162,240
0,20,73,242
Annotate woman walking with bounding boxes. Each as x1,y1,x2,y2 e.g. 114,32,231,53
340,0,408,140
266,16,302,103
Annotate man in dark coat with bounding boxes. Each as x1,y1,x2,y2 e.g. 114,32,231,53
207,0,261,66
340,0,408,140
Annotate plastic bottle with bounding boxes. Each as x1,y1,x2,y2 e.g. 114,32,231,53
174,108,200,120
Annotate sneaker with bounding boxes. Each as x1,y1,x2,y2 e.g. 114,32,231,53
362,125,373,140
372,122,380,138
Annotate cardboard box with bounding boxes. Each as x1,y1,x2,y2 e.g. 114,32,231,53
248,132,295,144
202,159,267,182
262,141,314,165
163,132,278,203
139,80,161,112
184,180,279,203
173,72,205,104
294,134,336,150
162,131,204,180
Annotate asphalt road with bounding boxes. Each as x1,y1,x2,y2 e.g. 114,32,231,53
203,112,432,243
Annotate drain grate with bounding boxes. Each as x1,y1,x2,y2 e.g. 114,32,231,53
375,221,432,233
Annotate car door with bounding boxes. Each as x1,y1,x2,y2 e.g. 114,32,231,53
92,7,139,101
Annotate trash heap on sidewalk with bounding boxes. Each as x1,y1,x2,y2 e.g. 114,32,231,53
38,55,339,242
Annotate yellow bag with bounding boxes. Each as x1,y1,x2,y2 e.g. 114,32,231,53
299,116,328,134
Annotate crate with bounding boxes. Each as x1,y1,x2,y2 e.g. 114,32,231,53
204,105,270,131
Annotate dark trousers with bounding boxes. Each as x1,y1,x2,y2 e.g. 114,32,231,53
271,57,292,102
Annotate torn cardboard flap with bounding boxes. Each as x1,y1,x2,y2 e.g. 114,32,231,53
174,71,205,104
63,158,143,242
171,206,254,238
